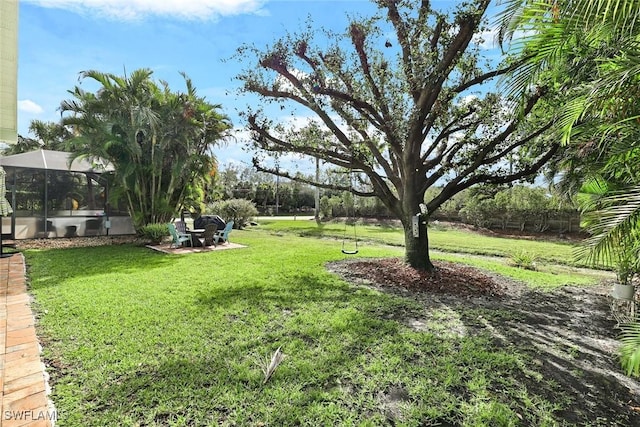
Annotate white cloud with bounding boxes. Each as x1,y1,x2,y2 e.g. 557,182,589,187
458,95,478,106
23,0,267,21
477,26,537,52
281,115,322,130
474,28,500,50
18,99,44,114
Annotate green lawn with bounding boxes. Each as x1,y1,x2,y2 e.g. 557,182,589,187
26,228,606,426
256,219,583,266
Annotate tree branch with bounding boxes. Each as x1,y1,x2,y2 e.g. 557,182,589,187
482,121,554,165
252,159,376,198
385,0,418,99
426,142,561,214
453,60,525,94
409,0,491,160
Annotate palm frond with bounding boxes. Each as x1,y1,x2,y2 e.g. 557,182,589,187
620,320,640,377
577,184,640,265
570,0,640,35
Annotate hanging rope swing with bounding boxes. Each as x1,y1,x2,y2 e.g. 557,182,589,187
342,221,359,254
341,170,359,255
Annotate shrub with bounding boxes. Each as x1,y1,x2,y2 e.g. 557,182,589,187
206,199,258,228
459,196,496,228
137,223,169,244
509,250,538,271
319,195,332,219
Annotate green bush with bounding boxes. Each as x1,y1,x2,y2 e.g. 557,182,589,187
509,250,538,271
137,223,169,244
206,199,258,228
459,196,496,228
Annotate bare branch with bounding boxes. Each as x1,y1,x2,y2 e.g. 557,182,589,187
409,0,492,158
252,159,375,197
385,0,417,99
453,60,525,94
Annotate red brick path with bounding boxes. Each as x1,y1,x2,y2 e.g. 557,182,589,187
0,254,54,427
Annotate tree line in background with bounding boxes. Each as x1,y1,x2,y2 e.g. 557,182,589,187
213,163,580,234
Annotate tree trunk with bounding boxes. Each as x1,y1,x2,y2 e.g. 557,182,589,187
403,213,435,272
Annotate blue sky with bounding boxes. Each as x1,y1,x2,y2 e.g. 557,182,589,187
17,0,502,171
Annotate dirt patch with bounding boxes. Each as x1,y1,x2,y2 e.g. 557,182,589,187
327,257,640,425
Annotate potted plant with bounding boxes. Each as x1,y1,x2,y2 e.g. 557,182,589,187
612,245,638,301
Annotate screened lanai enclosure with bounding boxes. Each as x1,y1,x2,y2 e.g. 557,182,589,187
0,149,135,239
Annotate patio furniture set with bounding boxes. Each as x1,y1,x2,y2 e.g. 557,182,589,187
167,219,234,249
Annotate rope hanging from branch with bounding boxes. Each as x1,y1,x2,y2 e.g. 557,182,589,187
342,170,359,255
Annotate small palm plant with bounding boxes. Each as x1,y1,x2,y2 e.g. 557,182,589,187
614,244,638,287
615,243,640,377
509,250,538,271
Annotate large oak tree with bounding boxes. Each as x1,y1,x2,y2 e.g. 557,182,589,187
236,0,564,270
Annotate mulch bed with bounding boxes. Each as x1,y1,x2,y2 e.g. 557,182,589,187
342,258,505,297
12,236,147,251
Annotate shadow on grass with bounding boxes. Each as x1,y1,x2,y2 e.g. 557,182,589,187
196,273,351,307
69,294,411,425
486,288,640,425
194,272,424,327
24,245,173,289
372,282,640,425
73,357,243,425
80,356,331,425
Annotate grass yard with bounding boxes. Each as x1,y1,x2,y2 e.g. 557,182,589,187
26,227,620,426
257,219,585,266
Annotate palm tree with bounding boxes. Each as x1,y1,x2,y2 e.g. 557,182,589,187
499,0,640,375
497,0,640,99
4,120,72,155
60,68,231,227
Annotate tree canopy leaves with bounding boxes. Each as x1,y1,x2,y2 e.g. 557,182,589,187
60,68,232,227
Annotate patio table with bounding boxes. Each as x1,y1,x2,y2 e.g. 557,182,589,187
188,229,205,247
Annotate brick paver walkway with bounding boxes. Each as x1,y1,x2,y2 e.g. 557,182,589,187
0,253,54,427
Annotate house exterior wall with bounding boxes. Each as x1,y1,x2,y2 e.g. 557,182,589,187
0,0,18,144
